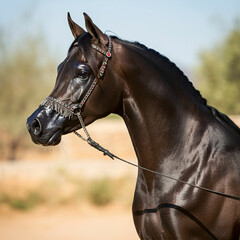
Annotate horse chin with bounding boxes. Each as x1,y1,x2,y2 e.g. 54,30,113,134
31,129,63,146
46,129,62,146
40,125,79,146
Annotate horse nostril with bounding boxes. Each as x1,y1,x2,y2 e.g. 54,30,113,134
31,118,42,136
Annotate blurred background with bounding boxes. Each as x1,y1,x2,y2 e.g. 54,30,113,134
0,0,239,239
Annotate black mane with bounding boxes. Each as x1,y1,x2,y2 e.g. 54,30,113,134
111,36,240,135
111,36,207,105
132,40,207,106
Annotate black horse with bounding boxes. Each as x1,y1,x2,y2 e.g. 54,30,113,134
27,13,240,239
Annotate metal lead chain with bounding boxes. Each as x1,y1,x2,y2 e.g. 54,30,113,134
74,131,87,142
73,111,114,159
74,112,90,139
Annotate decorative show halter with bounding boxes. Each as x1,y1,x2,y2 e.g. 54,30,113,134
40,36,240,201
41,36,115,156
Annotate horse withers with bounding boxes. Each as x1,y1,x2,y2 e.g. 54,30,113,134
27,13,240,239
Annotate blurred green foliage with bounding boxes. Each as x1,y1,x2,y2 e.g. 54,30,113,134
88,178,114,206
0,171,135,211
0,28,57,160
196,22,240,114
0,190,43,210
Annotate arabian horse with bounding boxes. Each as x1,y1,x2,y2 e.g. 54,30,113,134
27,13,240,239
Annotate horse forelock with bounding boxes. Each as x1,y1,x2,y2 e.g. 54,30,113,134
68,32,92,55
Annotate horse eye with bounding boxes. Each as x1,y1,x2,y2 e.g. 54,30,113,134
78,70,88,78
74,65,90,81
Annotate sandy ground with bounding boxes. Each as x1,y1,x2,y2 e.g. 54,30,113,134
0,119,140,240
0,205,139,240
1,117,239,240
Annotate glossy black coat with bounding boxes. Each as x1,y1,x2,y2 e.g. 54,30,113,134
27,13,240,239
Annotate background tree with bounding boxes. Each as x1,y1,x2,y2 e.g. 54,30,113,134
0,30,57,160
196,22,240,115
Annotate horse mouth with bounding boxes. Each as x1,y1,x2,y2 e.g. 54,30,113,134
46,129,62,146
43,125,79,146
33,126,79,146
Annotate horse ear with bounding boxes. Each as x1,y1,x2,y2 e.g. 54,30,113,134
67,12,85,39
83,12,106,44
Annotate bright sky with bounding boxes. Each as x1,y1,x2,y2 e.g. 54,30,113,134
1,0,240,72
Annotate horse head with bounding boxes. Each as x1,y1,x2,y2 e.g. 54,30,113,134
27,13,122,146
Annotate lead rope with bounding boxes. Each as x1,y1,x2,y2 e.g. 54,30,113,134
73,111,240,201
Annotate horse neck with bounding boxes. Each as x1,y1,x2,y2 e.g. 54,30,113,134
117,43,210,171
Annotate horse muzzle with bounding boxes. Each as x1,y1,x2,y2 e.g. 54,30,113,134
27,106,65,146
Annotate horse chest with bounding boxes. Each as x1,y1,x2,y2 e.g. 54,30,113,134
133,211,166,240
132,177,167,239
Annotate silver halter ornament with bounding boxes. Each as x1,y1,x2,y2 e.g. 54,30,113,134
40,36,240,201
